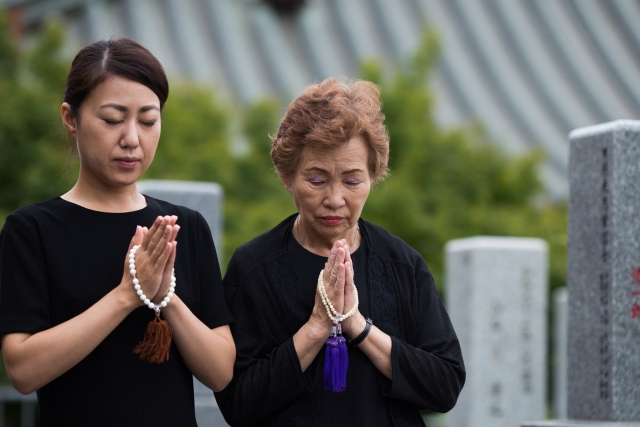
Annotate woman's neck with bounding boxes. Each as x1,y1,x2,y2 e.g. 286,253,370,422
294,215,360,257
61,170,146,213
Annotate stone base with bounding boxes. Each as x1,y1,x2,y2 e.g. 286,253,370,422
194,397,228,427
521,421,640,427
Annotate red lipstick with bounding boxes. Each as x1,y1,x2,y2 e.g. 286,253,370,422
321,216,343,225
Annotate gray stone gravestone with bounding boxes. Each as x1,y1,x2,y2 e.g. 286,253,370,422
553,287,568,419
522,121,640,426
137,180,223,262
445,237,548,427
194,379,228,427
136,179,228,427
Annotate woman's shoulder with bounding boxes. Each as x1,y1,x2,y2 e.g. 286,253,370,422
4,197,68,228
225,215,296,277
232,220,289,261
361,219,424,267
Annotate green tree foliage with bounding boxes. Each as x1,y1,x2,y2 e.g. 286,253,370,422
360,30,567,290
0,18,75,223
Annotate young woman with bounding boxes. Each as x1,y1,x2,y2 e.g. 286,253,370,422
0,38,235,426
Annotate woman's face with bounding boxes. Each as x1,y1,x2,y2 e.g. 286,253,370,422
61,76,161,188
285,136,372,245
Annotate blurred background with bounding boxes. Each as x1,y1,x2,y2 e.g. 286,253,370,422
0,0,639,425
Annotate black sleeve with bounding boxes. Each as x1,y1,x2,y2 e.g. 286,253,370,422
380,259,465,412
0,213,52,337
194,212,233,329
214,256,313,427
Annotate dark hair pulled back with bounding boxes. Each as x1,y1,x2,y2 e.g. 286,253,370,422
64,38,169,115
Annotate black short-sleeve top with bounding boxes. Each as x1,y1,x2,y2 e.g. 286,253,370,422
0,196,233,427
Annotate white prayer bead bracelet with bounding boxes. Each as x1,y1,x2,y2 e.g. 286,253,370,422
129,245,176,312
317,270,358,322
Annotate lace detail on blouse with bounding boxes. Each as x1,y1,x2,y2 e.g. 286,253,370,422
368,252,403,340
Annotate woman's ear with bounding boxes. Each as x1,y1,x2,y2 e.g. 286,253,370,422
60,102,77,136
283,178,293,195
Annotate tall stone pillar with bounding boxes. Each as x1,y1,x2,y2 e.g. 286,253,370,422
523,122,640,426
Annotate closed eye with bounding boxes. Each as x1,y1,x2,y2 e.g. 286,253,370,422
104,119,123,125
308,178,325,186
140,121,156,127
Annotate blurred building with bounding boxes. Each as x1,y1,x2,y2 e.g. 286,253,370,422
3,0,640,197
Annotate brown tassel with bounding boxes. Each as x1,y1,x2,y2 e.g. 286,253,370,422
133,315,172,363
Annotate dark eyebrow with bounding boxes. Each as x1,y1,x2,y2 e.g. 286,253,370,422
100,103,160,113
305,167,329,174
341,168,363,175
304,167,364,175
140,105,160,113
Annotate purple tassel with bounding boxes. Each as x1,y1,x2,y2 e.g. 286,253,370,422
323,334,349,392
337,335,348,387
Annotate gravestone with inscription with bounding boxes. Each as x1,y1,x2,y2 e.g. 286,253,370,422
445,237,548,427
522,122,640,426
137,179,229,427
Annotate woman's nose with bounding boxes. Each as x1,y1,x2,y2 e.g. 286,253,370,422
120,121,140,148
323,184,345,209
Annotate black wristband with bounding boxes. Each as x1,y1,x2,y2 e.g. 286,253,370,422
349,317,373,347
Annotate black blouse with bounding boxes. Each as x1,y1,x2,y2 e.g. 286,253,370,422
215,214,465,427
0,197,233,427
287,230,392,426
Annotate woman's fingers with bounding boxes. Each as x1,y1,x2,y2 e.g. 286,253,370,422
325,245,338,274
120,226,145,305
344,247,354,281
123,226,144,267
159,225,180,271
323,243,339,284
332,262,346,315
132,225,144,247
140,216,163,251
344,260,357,312
153,241,178,302
345,259,354,286
142,217,166,255
329,246,345,280
150,224,172,267
327,248,346,314
170,223,180,243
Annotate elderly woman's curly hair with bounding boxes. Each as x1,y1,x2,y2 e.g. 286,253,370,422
270,78,390,184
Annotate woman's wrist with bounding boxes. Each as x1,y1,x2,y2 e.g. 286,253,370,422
115,280,143,311
348,317,372,347
342,312,367,339
307,315,331,341
157,293,183,322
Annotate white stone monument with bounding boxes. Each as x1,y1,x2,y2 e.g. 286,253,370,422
446,237,548,427
137,179,228,427
522,121,640,427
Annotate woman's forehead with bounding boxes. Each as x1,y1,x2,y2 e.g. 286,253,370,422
84,76,161,110
301,138,367,163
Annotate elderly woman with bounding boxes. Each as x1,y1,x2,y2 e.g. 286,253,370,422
215,78,464,426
